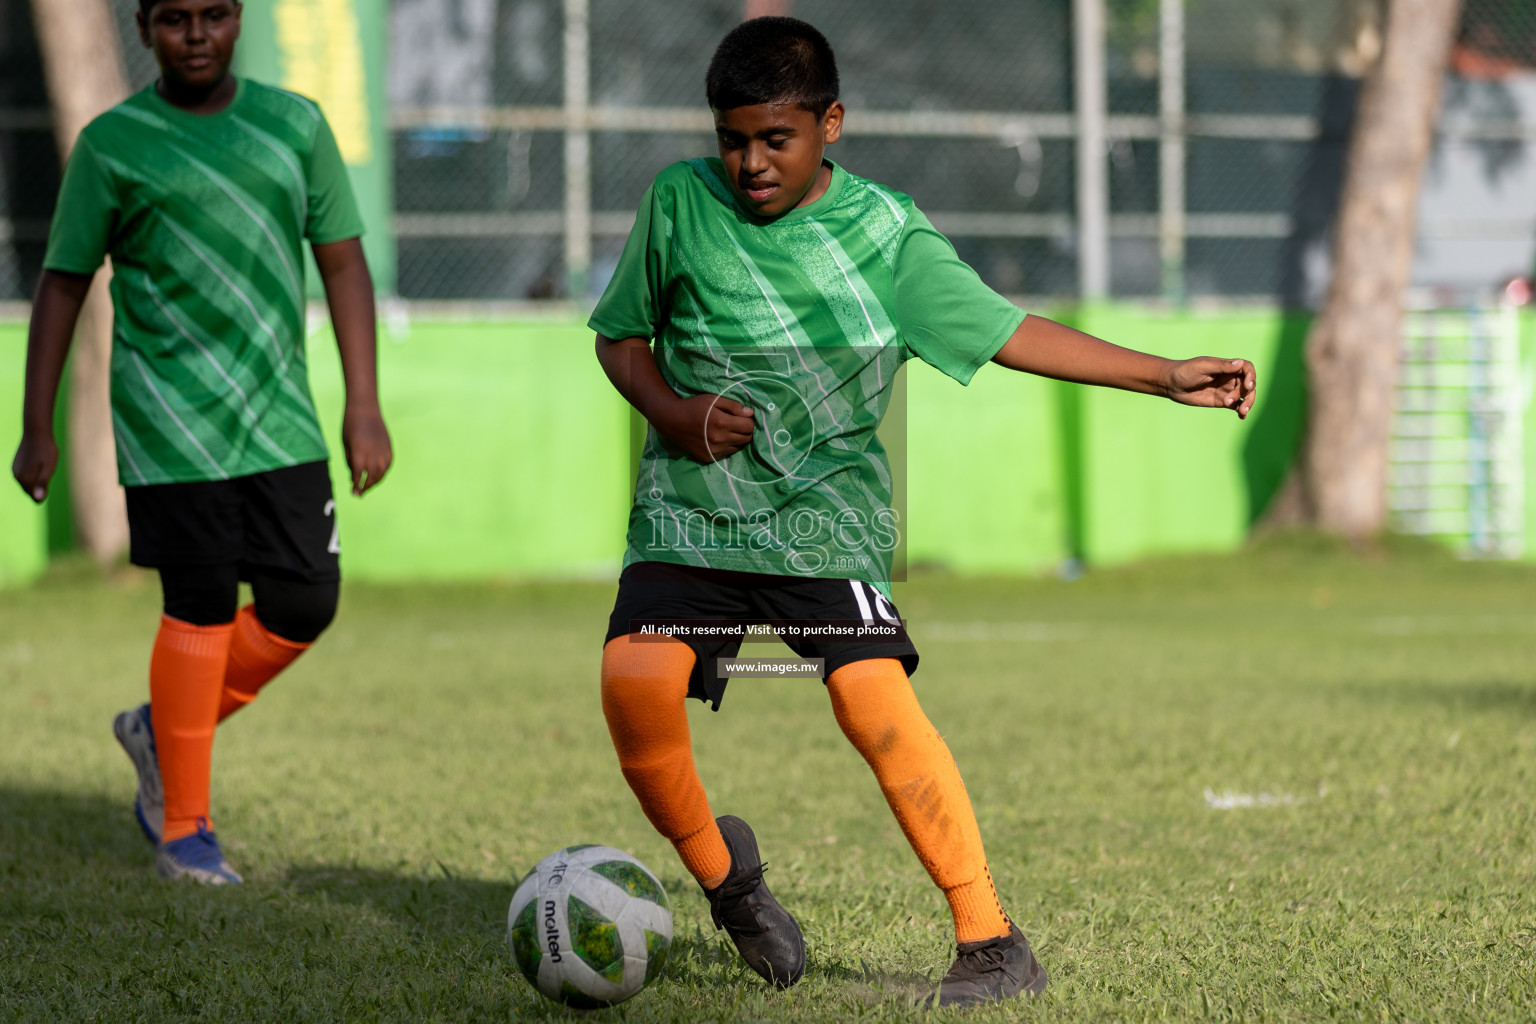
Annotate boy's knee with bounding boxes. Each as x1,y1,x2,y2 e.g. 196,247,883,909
251,575,339,644
827,658,926,751
600,635,695,706
601,635,698,754
831,697,906,754
159,564,241,626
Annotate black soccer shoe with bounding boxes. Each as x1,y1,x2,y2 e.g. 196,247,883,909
933,922,1048,1007
701,815,806,988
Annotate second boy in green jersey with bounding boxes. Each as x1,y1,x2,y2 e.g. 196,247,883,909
11,0,391,885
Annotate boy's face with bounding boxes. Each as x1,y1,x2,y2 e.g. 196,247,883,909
137,0,242,92
713,100,845,218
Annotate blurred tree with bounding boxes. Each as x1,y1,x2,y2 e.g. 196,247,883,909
30,0,129,565
1267,0,1463,541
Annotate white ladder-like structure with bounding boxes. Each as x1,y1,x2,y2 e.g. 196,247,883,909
1388,290,1526,558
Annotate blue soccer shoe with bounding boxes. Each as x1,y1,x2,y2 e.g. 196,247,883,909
112,703,163,845
156,818,243,885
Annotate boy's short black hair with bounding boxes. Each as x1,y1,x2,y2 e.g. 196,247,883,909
706,17,839,119
140,0,235,14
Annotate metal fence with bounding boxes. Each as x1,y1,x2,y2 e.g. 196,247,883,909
0,0,1534,303
385,0,1536,303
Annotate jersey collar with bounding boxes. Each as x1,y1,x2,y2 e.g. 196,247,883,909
145,76,247,122
714,159,848,225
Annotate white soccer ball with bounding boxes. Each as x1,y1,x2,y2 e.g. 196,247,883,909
507,844,673,1008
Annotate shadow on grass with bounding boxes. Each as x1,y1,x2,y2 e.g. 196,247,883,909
0,787,158,878
0,788,524,1020
0,788,929,1018
286,863,932,1003
1334,679,1536,716
286,863,511,943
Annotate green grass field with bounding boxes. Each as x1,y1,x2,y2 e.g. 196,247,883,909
3,541,1534,1022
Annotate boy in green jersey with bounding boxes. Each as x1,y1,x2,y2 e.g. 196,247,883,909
591,17,1257,1005
10,0,391,885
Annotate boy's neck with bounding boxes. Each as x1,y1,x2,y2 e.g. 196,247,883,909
156,73,238,115
796,161,834,212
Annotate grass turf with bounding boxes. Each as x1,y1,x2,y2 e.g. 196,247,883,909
2,540,1534,1021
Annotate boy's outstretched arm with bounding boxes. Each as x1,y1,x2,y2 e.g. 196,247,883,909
313,238,392,495
992,314,1256,418
595,333,754,462
10,269,94,502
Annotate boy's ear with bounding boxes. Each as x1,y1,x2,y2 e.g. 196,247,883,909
822,101,845,145
136,9,151,48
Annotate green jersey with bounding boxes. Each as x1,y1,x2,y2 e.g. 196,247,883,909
43,79,364,486
589,158,1026,588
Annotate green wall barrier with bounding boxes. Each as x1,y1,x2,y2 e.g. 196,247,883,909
903,358,1069,575
20,306,1535,588
1061,305,1309,566
0,310,1312,586
0,326,48,588
305,320,630,581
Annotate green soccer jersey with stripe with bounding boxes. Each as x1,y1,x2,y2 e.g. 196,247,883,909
589,158,1027,589
43,79,364,486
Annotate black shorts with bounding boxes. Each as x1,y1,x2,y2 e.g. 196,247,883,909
605,561,919,709
125,460,340,583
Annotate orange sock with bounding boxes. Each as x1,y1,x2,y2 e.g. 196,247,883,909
150,615,234,843
601,635,732,888
217,605,312,722
827,658,1011,943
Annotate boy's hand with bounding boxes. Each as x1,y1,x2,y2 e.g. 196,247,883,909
655,394,755,463
11,431,58,503
592,335,754,462
1161,358,1257,419
341,406,392,495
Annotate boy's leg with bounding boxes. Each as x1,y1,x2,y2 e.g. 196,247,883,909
600,635,729,884
825,657,1007,941
115,480,243,850
826,657,1046,1003
152,564,238,846
218,573,338,721
218,461,342,720
117,567,241,847
601,633,805,987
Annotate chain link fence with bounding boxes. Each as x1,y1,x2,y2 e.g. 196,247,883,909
0,0,1533,304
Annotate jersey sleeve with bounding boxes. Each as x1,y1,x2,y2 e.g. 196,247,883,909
43,134,119,275
892,208,1026,385
304,113,365,244
588,181,671,340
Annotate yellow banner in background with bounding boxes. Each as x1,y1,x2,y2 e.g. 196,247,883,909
272,0,373,165
241,0,394,290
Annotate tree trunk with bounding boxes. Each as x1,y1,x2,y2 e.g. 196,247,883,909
31,0,130,566
1274,0,1462,541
